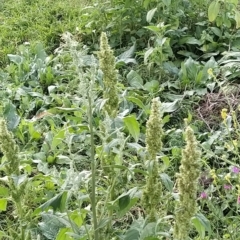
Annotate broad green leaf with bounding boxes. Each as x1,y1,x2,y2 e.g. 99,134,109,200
0,187,9,197
179,37,202,45
146,8,157,23
35,43,47,61
160,173,173,192
39,191,68,213
208,0,220,22
123,115,140,142
127,96,147,112
119,198,138,217
12,174,27,187
192,213,212,238
56,228,73,240
144,80,159,92
160,100,179,113
7,54,23,65
118,43,136,60
124,229,140,240
69,210,85,227
118,195,130,211
140,222,156,240
0,198,7,211
210,27,222,37
127,70,143,89
3,102,20,130
235,10,240,29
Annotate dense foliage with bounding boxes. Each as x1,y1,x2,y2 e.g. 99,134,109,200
1,0,240,239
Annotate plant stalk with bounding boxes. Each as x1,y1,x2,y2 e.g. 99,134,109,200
87,92,99,240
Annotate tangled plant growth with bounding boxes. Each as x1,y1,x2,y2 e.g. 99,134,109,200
1,0,240,239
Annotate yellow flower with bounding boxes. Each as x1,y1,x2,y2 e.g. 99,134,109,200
221,108,228,120
210,169,217,184
207,68,214,77
224,173,231,183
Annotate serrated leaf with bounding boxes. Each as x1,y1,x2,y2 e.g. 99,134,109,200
146,8,157,23
208,0,220,22
123,115,140,142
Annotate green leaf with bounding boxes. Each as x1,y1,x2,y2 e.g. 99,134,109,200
127,96,147,112
144,47,154,64
160,173,173,192
146,8,157,23
7,54,23,65
127,70,143,89
192,213,212,238
143,80,159,92
118,43,136,61
0,198,7,211
56,228,73,240
3,102,20,130
140,222,156,240
160,100,179,113
123,115,140,142
179,37,202,45
210,27,222,37
12,174,27,187
0,187,9,197
118,195,130,211
51,129,66,150
208,0,220,22
124,229,140,240
235,10,240,29
39,191,68,213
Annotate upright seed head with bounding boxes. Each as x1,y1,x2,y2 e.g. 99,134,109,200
146,97,163,160
173,126,201,240
97,32,119,117
0,119,20,175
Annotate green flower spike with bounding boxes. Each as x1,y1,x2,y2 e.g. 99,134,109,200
98,32,119,117
173,126,201,240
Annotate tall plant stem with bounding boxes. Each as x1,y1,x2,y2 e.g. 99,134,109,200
87,92,98,240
